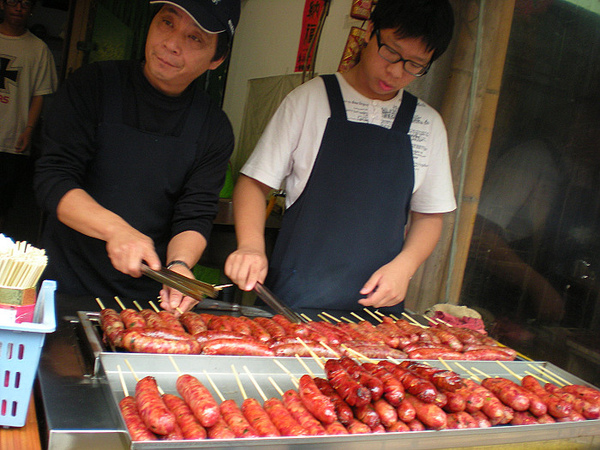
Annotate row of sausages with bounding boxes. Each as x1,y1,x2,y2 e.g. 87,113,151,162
119,356,600,441
100,307,517,361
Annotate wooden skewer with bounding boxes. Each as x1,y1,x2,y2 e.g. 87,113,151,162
243,365,268,402
231,365,247,400
176,307,184,314
526,364,567,386
320,342,341,358
496,360,521,381
438,357,452,372
374,310,385,317
114,296,126,310
124,359,139,381
538,365,571,386
350,311,365,322
342,344,375,363
422,315,437,325
453,362,480,381
95,297,106,310
340,316,355,324
471,367,491,380
524,370,550,384
268,377,285,397
133,300,143,311
295,337,325,369
295,354,315,378
169,355,182,375
272,359,299,388
402,312,426,328
203,370,225,402
390,314,400,321
300,313,312,322
317,313,331,323
321,311,341,323
117,364,129,397
363,308,383,323
149,301,160,312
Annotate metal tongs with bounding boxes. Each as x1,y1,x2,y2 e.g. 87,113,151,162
141,264,271,317
253,282,306,324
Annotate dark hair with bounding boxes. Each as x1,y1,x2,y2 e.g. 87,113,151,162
370,0,454,62
213,31,231,62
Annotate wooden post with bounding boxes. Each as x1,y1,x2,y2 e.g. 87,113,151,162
405,0,516,312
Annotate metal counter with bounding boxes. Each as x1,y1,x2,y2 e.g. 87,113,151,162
36,311,600,450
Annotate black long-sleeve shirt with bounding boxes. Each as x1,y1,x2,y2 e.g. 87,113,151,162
34,60,234,298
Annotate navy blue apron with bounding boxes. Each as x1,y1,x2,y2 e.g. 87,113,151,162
43,62,208,299
266,74,417,313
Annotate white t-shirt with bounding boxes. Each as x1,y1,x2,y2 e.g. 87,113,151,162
242,73,456,213
0,30,58,155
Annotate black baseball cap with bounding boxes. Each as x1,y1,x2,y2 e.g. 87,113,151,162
150,0,241,39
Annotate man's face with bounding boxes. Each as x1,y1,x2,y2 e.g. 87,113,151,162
143,5,225,96
1,0,33,31
356,22,434,101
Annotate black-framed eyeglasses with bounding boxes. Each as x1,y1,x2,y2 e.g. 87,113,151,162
6,0,33,8
374,28,431,77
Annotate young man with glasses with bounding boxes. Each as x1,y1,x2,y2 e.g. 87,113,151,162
225,0,456,314
0,0,57,229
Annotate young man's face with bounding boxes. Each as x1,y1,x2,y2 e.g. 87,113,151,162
144,5,225,96
356,22,434,101
1,0,33,32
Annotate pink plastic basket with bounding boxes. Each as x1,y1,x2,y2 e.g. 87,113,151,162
0,280,56,427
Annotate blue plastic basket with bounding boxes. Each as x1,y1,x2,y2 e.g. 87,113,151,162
0,280,56,427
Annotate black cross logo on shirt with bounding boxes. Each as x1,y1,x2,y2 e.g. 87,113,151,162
0,56,20,92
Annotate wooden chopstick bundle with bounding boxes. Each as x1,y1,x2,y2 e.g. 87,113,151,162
0,234,47,289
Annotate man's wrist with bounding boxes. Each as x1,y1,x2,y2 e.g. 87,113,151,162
166,260,191,271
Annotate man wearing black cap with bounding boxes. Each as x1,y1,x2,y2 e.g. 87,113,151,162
34,0,241,314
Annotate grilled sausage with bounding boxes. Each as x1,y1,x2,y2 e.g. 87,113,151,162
241,398,280,437
345,418,371,434
179,311,208,335
362,362,405,406
207,416,236,439
122,329,202,354
219,399,259,438
298,374,337,424
282,390,326,435
339,357,384,401
481,378,531,412
135,376,176,435
119,395,157,441
263,398,308,436
162,393,207,440
372,398,399,428
313,377,354,425
396,398,417,422
545,383,600,419
100,308,126,347
404,393,448,430
176,374,220,428
521,375,571,418
254,317,288,340
158,310,186,333
201,338,275,356
120,308,147,329
324,359,372,407
324,420,349,435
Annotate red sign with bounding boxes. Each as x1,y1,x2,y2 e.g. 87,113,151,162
295,0,327,72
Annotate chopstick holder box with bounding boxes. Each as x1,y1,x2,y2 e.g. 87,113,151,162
0,286,37,323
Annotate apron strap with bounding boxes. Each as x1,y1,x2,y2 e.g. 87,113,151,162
391,90,418,133
321,74,347,120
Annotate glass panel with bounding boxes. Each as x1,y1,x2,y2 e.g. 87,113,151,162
460,0,600,386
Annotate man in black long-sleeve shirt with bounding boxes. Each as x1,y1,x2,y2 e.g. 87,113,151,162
34,0,240,314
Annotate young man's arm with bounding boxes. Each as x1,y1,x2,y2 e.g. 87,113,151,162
224,174,273,291
15,95,44,153
359,211,444,308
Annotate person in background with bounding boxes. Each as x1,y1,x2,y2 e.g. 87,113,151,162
0,0,57,230
34,0,240,314
225,0,456,313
